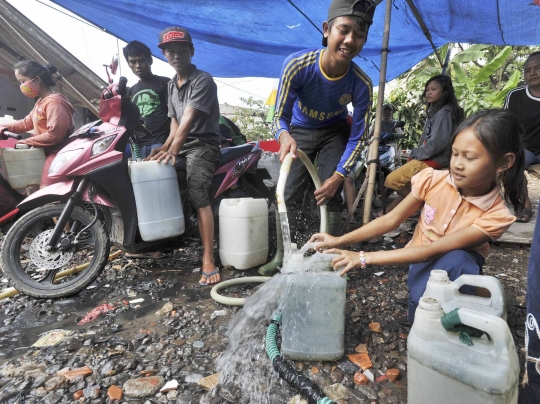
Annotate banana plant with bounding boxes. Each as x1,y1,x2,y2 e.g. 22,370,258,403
450,46,517,114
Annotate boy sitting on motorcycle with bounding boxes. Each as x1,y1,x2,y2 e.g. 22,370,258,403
148,27,222,286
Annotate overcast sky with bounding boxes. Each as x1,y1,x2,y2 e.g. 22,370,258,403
8,0,278,106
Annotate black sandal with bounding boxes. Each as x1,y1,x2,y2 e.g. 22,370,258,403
516,208,535,223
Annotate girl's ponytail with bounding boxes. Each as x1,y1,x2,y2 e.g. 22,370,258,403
500,146,525,212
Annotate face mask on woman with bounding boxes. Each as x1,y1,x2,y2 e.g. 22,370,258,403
20,77,40,98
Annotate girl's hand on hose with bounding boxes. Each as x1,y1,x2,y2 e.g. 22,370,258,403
309,232,339,250
325,249,363,276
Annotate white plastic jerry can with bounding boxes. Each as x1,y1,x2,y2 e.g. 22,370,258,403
130,161,184,242
423,270,507,320
0,147,46,189
408,297,519,404
218,198,268,269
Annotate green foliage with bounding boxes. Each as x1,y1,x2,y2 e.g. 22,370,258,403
383,44,540,149
226,97,272,140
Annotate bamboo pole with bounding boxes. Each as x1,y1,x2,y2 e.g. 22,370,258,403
0,13,100,116
0,250,123,301
363,0,393,224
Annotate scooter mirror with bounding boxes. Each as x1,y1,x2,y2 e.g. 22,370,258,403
394,120,406,128
110,55,119,75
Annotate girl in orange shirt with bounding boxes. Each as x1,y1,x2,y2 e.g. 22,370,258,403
1,61,76,187
311,109,525,322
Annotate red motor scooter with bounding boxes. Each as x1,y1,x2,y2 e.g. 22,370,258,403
1,77,273,298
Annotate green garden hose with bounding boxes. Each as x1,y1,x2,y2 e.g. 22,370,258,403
266,314,335,404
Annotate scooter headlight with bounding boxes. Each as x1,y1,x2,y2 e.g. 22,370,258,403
91,135,116,156
49,149,84,175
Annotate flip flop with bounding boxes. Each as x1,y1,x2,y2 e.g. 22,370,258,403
516,208,536,223
199,270,220,286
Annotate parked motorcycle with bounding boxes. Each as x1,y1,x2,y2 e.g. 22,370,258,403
1,77,273,298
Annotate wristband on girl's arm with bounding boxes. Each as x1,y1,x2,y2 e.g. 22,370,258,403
359,251,367,269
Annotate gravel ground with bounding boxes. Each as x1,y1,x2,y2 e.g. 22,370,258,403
0,175,537,403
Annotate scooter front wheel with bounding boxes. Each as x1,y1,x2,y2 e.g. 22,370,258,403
1,203,110,298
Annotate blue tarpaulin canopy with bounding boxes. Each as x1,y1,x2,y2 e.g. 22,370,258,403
51,0,540,82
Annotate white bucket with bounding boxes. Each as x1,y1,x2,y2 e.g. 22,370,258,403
219,198,268,269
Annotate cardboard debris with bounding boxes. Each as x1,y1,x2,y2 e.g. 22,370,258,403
197,373,219,390
348,353,373,370
354,343,368,354
368,322,382,333
386,368,400,382
32,329,73,347
354,372,368,385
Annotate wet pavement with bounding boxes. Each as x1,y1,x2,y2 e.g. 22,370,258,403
0,208,532,403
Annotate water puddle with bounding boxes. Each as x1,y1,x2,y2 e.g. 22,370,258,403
0,268,218,365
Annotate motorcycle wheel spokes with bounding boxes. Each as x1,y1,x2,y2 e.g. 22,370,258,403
3,204,109,298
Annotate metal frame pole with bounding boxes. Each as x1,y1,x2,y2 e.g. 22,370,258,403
405,0,443,68
363,0,393,224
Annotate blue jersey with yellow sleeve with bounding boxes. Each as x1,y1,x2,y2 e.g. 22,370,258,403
272,48,372,176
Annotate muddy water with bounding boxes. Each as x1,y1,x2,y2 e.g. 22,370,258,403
0,267,221,365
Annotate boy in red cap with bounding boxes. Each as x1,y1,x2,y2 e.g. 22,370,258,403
149,27,222,286
272,0,375,237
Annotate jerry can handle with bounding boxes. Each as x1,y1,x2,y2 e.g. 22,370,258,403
456,308,513,354
451,275,505,309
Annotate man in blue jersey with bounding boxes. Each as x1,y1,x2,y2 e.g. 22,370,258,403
272,0,375,235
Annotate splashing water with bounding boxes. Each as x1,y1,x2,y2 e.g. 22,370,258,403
205,212,344,403
280,212,293,267
209,274,295,403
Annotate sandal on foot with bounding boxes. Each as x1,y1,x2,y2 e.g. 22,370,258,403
516,208,535,223
199,270,220,286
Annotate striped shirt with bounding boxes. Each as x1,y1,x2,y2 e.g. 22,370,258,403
272,48,372,176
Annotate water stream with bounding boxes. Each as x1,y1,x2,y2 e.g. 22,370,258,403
204,212,296,403
280,212,293,268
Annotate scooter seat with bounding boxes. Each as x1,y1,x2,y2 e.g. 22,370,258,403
218,143,254,166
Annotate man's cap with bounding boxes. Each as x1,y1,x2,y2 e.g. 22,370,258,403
158,27,192,49
383,103,394,111
327,0,377,26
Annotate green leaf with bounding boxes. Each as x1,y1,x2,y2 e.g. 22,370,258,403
472,46,512,86
451,49,486,64
491,70,521,106
452,63,472,91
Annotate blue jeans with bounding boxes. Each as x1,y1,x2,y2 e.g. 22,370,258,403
524,149,540,168
519,197,540,403
125,143,164,159
407,249,485,322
